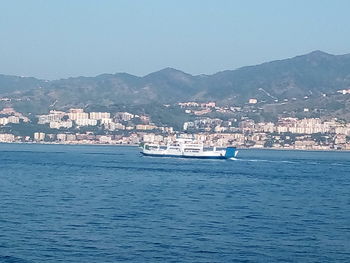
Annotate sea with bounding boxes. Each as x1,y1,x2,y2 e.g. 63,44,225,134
0,143,349,263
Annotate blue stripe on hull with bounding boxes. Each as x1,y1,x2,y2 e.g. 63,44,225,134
141,152,233,159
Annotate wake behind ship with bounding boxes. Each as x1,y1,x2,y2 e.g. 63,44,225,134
141,138,237,159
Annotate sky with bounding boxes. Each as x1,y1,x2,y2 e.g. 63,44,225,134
1,0,350,79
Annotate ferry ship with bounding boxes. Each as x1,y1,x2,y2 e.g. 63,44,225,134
141,138,237,159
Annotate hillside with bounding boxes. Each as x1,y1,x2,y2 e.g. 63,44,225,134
1,50,350,113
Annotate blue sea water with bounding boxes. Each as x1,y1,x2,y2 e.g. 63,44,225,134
0,144,349,263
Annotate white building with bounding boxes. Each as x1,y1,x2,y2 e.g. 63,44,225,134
0,133,15,142
68,112,89,120
99,136,112,144
0,117,9,125
100,118,113,124
248,98,258,104
66,134,77,141
69,108,84,113
8,116,20,124
49,121,73,129
90,112,111,120
57,134,67,141
34,132,45,141
75,119,97,126
38,111,66,124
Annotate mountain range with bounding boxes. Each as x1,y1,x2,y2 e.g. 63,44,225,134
1,50,350,113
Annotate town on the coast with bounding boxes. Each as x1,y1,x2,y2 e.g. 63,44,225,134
1,98,350,150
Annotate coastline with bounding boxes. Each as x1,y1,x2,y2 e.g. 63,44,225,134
1,141,349,152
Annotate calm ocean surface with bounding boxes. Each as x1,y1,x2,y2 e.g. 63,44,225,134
0,144,349,263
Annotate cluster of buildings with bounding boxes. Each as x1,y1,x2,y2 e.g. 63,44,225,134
182,116,350,150
31,132,141,145
0,104,350,151
0,107,173,145
0,107,29,125
183,117,350,135
34,108,173,132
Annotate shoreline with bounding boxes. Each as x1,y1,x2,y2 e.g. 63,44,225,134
1,141,349,153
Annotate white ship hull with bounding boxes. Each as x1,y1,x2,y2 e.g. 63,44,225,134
141,140,237,159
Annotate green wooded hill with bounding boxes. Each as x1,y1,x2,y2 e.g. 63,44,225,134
1,50,350,113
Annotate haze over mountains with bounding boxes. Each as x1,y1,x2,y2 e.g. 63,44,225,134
1,50,350,113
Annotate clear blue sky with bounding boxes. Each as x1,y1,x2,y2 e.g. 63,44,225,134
1,0,349,79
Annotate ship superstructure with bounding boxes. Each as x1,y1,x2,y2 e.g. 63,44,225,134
141,138,237,159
